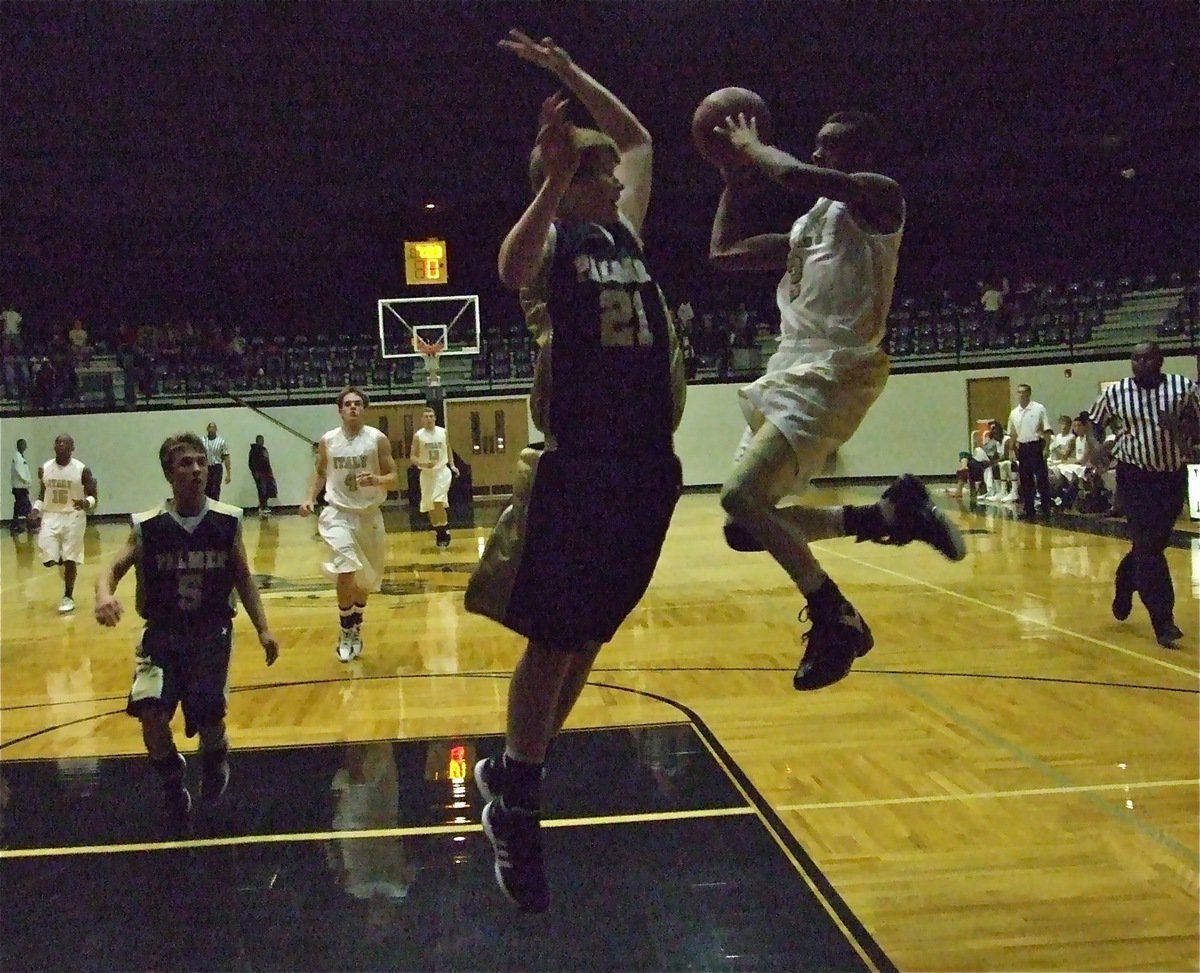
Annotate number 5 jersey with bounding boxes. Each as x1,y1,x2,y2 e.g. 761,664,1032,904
133,499,241,627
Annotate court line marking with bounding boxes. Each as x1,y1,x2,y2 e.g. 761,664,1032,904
587,682,894,973
0,805,756,859
777,777,1200,812
816,545,1199,679
891,675,1198,864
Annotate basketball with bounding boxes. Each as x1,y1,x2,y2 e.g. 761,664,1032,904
691,87,772,168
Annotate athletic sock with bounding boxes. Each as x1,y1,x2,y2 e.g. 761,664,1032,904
339,606,355,631
843,503,888,542
501,753,543,812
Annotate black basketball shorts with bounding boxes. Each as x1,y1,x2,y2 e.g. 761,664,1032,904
126,624,233,737
467,447,682,648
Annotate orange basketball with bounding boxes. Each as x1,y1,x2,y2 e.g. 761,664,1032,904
691,87,772,168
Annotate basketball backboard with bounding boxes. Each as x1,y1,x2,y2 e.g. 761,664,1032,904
378,295,481,359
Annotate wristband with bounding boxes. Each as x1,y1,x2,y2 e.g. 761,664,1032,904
86,496,97,511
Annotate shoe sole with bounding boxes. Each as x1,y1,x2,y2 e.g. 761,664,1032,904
926,507,967,561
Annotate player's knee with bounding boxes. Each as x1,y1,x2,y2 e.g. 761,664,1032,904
720,478,764,522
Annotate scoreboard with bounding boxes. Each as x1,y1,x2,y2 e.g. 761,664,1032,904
405,239,448,285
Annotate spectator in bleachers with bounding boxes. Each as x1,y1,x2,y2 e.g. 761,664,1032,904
31,356,56,411
2,303,22,350
68,318,90,366
676,299,694,336
979,276,1009,343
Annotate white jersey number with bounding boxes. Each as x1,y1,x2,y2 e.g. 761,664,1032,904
599,288,652,347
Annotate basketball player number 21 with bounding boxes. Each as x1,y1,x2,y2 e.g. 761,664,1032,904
599,288,653,347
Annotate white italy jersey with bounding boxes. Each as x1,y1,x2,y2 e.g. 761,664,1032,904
322,426,387,511
413,427,449,470
40,457,87,513
778,197,903,349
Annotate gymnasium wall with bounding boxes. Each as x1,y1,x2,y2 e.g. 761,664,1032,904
1,356,1194,517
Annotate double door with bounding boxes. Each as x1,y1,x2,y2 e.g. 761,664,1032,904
364,395,529,497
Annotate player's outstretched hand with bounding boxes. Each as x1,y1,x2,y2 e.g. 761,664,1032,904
95,594,123,627
298,499,314,518
499,29,572,77
259,629,279,666
535,91,579,183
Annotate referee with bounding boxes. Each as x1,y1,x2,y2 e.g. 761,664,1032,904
1088,342,1200,647
203,422,232,501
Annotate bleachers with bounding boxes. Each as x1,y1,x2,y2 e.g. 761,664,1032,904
3,270,1196,416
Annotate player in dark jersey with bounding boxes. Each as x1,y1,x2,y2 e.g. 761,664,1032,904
464,31,686,913
94,432,278,827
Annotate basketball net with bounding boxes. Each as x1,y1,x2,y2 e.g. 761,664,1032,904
412,335,445,386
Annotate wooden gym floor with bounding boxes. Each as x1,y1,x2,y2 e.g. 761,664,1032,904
1,487,1197,972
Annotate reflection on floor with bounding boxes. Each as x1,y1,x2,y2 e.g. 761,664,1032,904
0,725,892,972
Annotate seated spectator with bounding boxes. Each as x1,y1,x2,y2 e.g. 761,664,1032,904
2,303,21,351
1059,413,1117,514
980,422,1019,503
946,449,987,501
67,318,90,365
1046,414,1077,505
951,424,1001,501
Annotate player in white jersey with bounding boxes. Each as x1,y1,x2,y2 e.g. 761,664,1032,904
708,109,965,691
27,433,98,614
410,406,459,549
300,386,398,662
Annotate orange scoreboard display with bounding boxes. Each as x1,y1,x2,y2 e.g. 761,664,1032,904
405,239,448,285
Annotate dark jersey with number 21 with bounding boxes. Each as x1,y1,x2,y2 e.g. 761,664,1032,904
132,499,241,629
527,216,680,457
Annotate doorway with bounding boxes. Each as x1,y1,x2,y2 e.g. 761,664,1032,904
966,377,1011,446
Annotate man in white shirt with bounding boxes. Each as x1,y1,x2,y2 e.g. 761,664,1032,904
9,438,32,534
1006,383,1053,519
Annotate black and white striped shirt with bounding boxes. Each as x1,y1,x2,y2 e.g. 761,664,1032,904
203,435,229,467
1089,374,1200,472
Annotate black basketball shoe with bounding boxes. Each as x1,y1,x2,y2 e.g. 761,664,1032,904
475,755,504,803
1112,575,1134,622
199,744,230,803
1155,621,1184,648
481,799,550,913
880,474,967,561
793,586,875,692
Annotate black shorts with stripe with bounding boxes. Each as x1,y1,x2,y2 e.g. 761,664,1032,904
126,623,233,737
502,448,682,648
